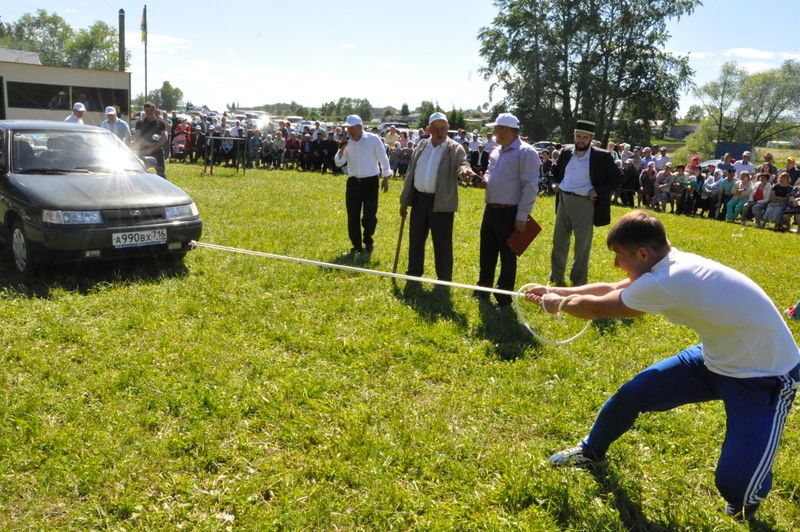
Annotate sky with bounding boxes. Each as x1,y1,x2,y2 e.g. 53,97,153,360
4,1,799,117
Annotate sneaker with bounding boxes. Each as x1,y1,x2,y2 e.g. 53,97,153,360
548,446,604,468
725,502,759,520
364,244,373,253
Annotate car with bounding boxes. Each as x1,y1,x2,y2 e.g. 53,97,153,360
377,122,407,134
0,120,203,273
700,159,722,173
532,140,556,153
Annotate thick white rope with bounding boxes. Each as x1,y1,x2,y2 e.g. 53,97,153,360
514,284,591,345
191,241,590,345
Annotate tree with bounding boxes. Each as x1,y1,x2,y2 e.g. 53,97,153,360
400,103,410,116
683,104,706,122
478,0,698,143
417,101,443,129
694,60,800,148
133,81,184,112
734,61,800,147
447,107,466,129
355,99,374,122
1,9,73,66
0,10,129,70
694,62,745,145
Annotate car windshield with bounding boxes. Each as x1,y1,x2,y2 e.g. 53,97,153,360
11,128,146,174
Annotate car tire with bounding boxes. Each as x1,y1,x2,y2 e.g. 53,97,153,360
10,219,36,274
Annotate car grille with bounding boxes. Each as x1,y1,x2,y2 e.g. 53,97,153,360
101,207,166,225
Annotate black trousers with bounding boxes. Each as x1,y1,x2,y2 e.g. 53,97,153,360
478,205,517,305
407,193,454,281
346,175,379,250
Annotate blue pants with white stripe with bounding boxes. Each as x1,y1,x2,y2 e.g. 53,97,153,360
582,345,799,508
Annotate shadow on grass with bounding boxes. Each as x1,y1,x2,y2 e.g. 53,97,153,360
391,280,468,327
589,465,674,532
475,298,536,361
0,254,189,298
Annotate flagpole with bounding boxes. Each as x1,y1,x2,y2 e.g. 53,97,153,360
142,5,148,100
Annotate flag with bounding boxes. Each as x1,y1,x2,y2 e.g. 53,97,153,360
140,5,147,44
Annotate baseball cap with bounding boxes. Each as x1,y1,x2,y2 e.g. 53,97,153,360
428,112,448,125
344,115,362,127
104,106,117,115
486,113,520,129
73,102,86,112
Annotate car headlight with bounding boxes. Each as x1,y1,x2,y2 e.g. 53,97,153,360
42,210,103,224
165,202,199,219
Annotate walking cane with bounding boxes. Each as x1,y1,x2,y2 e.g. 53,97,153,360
392,213,406,274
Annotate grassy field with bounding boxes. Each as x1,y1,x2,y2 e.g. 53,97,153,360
1,163,799,530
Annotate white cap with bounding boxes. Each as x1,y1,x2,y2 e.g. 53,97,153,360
486,112,520,129
104,106,117,115
742,150,751,156
73,102,86,112
427,112,447,125
344,115,362,127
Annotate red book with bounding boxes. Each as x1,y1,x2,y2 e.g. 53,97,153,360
506,216,542,256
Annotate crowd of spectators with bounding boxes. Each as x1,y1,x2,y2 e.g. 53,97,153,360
132,107,800,234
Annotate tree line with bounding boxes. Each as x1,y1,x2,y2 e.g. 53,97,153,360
0,9,128,71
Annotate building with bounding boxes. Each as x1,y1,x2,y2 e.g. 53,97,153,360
0,47,131,125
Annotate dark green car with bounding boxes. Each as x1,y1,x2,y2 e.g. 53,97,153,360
0,120,202,273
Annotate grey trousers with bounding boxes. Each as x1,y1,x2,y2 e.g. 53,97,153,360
550,192,594,286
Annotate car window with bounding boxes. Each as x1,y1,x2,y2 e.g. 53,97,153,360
11,129,146,174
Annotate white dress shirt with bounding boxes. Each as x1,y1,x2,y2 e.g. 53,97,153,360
414,140,446,193
560,148,593,196
334,131,392,178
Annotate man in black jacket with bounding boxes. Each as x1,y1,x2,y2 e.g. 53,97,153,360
549,119,622,286
469,143,490,176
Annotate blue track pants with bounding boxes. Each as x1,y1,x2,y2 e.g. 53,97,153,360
582,345,799,508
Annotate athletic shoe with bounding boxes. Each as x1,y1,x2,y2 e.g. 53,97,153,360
548,446,604,468
725,502,759,520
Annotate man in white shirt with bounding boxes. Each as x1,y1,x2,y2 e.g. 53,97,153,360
399,112,472,281
65,102,86,124
335,115,392,254
100,106,132,144
734,150,755,178
526,210,800,520
654,146,671,170
549,119,621,286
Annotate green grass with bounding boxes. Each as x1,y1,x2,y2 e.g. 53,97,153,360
1,163,799,529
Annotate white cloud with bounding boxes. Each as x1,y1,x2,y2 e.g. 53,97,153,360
738,61,778,74
124,31,192,54
724,48,776,60
341,43,356,49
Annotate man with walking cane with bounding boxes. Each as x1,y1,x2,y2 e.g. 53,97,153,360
399,112,473,281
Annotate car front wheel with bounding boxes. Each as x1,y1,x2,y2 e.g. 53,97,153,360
10,220,36,273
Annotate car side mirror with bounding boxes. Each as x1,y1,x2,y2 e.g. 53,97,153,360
143,156,157,169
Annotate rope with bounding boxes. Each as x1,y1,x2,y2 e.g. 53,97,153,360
191,241,590,345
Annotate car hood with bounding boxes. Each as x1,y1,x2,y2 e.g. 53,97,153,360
8,171,194,210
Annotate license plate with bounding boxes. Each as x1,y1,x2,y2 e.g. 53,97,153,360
112,229,167,248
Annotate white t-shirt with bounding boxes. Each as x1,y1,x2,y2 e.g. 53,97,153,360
621,248,800,378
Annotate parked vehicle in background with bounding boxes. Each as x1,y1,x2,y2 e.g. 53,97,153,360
0,120,202,273
700,159,722,172
532,140,556,153
377,122,407,134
